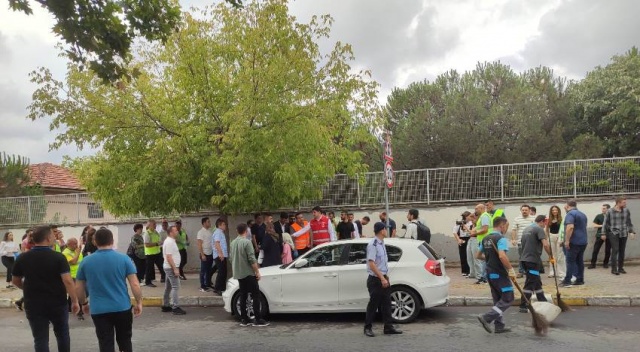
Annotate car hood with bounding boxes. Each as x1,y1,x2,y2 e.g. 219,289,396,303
257,265,284,277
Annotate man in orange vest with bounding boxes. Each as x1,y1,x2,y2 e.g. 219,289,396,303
292,207,337,252
290,212,312,257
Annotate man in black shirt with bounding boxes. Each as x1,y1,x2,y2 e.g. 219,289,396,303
589,204,611,269
12,225,79,352
337,211,355,240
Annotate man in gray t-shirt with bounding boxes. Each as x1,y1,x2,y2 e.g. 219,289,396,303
518,215,553,313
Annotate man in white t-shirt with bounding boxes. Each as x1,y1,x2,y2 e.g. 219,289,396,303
512,204,535,278
197,217,214,292
161,226,185,315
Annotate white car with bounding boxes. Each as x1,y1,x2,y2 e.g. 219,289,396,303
222,238,450,323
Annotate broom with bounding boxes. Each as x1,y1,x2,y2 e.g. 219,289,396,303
489,240,549,336
549,255,572,312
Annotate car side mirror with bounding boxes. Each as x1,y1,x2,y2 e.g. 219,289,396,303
294,259,309,268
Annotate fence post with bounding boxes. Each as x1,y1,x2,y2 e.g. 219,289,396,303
356,175,361,208
76,194,81,224
500,164,505,201
426,170,431,205
573,160,578,199
27,196,32,225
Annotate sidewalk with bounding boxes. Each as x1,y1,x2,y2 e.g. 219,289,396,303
2,264,639,308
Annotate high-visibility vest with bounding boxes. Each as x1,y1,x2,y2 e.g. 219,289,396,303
491,209,505,225
310,216,331,246
476,212,492,243
177,230,188,250
291,221,310,250
144,230,161,255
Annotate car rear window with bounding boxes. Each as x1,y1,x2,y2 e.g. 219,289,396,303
418,243,440,260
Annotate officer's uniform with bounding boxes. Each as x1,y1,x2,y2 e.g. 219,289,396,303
479,231,514,330
364,237,393,329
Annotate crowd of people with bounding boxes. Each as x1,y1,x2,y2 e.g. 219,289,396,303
449,197,636,333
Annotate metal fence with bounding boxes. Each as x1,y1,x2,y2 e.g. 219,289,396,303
2,156,640,227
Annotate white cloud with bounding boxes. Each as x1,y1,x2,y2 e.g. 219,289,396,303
0,0,637,164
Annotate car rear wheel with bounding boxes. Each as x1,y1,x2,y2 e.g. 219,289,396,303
389,286,421,323
232,291,267,320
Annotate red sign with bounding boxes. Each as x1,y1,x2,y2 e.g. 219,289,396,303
384,135,393,162
385,161,394,188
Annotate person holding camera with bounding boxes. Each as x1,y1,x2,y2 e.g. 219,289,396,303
452,211,473,277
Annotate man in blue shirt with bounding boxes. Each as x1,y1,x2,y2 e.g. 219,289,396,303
561,200,589,287
476,217,516,334
211,218,229,294
364,222,402,337
76,228,142,352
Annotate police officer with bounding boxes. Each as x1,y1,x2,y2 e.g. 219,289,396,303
476,217,516,334
364,222,402,337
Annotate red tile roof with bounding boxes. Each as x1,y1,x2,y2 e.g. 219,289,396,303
28,163,84,191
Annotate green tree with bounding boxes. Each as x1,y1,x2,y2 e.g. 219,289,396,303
569,47,640,157
8,0,242,83
385,62,569,169
0,152,46,224
28,0,379,215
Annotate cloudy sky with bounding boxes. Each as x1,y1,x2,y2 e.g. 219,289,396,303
1,0,638,164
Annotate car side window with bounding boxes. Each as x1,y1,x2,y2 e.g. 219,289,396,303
307,245,344,267
386,245,402,262
347,244,368,265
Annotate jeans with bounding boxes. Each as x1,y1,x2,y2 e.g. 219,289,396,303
563,244,587,284
25,303,70,352
2,256,14,282
178,249,188,277
145,253,165,284
91,309,133,352
364,275,392,329
590,235,611,266
467,238,484,280
238,275,262,321
549,233,566,278
608,234,628,272
214,257,228,292
163,268,180,308
200,254,214,289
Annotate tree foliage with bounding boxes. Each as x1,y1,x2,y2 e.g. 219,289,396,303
28,0,380,215
384,62,569,169
0,152,46,224
8,0,241,83
568,47,640,157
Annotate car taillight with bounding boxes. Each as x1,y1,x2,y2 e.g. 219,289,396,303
425,259,442,276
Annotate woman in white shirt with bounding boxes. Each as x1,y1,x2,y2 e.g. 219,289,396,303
0,232,20,288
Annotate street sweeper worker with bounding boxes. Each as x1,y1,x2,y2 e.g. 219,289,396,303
476,216,516,334
518,215,554,313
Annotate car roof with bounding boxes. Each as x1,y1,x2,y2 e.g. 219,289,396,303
318,238,423,248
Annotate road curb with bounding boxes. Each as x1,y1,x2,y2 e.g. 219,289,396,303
134,296,225,307
446,295,639,307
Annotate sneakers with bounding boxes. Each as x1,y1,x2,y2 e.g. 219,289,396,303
559,282,573,288
172,307,187,315
239,318,253,327
199,287,211,293
253,319,270,327
161,306,173,312
494,326,512,334
573,281,585,286
14,300,23,311
587,265,596,269
519,307,529,313
145,283,157,288
619,269,627,274
474,279,487,285
179,275,187,281
477,315,492,334
6,284,15,289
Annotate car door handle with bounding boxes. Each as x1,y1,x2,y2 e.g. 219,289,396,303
323,274,337,278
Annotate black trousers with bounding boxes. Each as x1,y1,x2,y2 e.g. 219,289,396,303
590,236,611,266
132,256,146,282
178,249,187,277
608,234,628,271
238,275,262,321
458,239,470,274
364,275,392,329
214,258,228,291
91,308,133,352
520,262,546,308
1,256,14,282
145,253,165,284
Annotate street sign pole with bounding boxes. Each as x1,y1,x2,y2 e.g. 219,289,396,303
383,133,393,235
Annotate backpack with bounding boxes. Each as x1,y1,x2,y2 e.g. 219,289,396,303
416,221,431,243
126,238,136,258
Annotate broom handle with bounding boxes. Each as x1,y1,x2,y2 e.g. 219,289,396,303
487,239,533,307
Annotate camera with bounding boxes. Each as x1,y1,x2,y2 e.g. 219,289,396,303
401,224,407,230
455,220,464,225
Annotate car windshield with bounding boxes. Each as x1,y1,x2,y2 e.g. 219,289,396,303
418,242,440,260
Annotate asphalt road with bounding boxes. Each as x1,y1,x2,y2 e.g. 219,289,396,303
1,306,638,352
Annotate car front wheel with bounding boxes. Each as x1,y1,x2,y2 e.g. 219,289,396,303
389,286,421,323
232,291,267,320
